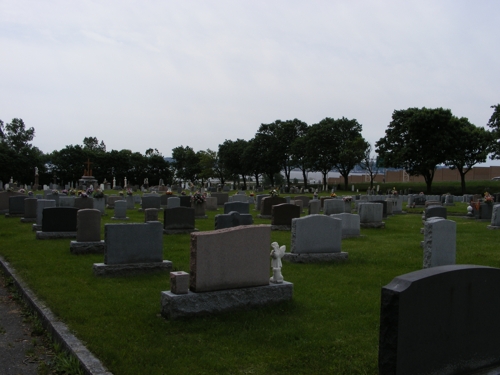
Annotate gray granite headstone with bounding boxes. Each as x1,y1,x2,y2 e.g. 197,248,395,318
215,211,253,230
223,201,250,214
424,206,447,220
0,191,25,212
141,195,161,210
23,198,38,219
205,197,218,211
113,200,128,220
379,265,500,375
36,199,56,226
59,196,76,207
167,197,180,208
330,213,360,238
308,200,320,215
291,215,341,253
323,199,345,215
104,222,163,264
211,192,229,206
358,203,383,223
489,204,500,228
145,208,159,222
255,194,270,211
423,217,456,268
8,195,27,215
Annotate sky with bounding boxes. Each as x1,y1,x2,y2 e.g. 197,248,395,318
1,0,500,163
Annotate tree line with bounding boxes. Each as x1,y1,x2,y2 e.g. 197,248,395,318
1,104,499,193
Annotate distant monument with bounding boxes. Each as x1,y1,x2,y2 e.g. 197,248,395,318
79,159,98,189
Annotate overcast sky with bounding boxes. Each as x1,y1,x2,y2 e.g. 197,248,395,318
1,1,499,163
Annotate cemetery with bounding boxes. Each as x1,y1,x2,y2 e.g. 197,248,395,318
1,187,500,374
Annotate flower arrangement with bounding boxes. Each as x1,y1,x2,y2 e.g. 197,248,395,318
391,187,398,195
93,189,104,198
249,191,255,197
270,189,279,197
28,191,34,196
126,188,133,196
330,193,337,198
119,191,124,196
166,189,173,195
62,189,68,195
181,191,186,196
343,196,352,202
19,188,26,194
52,189,59,195
484,192,495,204
79,191,88,198
191,192,206,205
69,189,77,196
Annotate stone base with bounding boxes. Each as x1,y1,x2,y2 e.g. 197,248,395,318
195,215,208,219
93,260,172,276
111,216,129,220
36,231,77,240
271,225,291,231
487,225,500,230
20,217,37,223
70,241,106,254
360,222,385,228
257,215,271,219
283,252,348,263
160,281,293,320
4,213,23,218
32,224,41,231
163,228,199,235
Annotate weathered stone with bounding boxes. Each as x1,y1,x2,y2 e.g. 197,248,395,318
290,215,341,254
170,271,189,295
308,200,320,215
144,208,159,222
330,213,361,238
423,217,456,268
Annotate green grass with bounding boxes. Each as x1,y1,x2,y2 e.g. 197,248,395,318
1,195,500,374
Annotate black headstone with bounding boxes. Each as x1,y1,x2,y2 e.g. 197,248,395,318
41,207,78,232
223,201,250,214
379,265,500,375
163,207,195,230
215,211,253,230
179,196,192,208
271,203,301,226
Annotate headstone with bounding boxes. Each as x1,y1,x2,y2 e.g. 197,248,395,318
205,197,218,211
37,207,78,239
271,203,301,228
229,194,248,203
167,197,180,208
423,217,456,268
330,213,361,238
8,195,27,216
93,222,171,276
379,265,500,375
112,201,129,220
163,207,197,234
126,194,135,209
76,209,101,242
255,194,270,211
190,225,270,292
358,202,384,228
289,215,343,254
74,197,94,210
21,198,37,222
0,191,25,213
93,197,106,215
145,208,159,222
211,193,229,206
423,205,447,221
141,195,161,210
260,196,287,217
215,211,253,230
480,203,494,221
106,196,122,209
488,205,500,229
34,199,56,229
179,195,191,208
59,196,76,207
223,201,250,214
293,195,310,209
45,193,60,207
323,199,346,215
372,200,388,218
308,200,320,215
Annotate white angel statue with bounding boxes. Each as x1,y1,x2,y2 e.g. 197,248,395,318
270,242,286,284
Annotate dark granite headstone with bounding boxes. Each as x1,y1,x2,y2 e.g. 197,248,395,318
413,195,426,206
74,197,94,210
215,211,253,230
424,205,447,220
0,191,25,212
271,203,301,226
260,196,287,216
480,203,494,220
211,192,229,206
179,196,191,208
163,207,195,230
8,195,28,215
379,265,500,375
223,201,250,214
41,207,78,232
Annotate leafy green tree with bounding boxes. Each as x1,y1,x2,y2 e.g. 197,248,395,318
144,148,172,186
304,120,337,189
255,119,308,187
196,149,228,186
290,128,312,189
83,137,106,153
359,144,379,190
444,117,493,194
171,146,201,184
376,107,454,193
218,139,251,189
245,133,282,187
0,118,44,185
48,145,90,184
487,104,500,158
241,138,265,188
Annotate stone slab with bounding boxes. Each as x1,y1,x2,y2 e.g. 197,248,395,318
70,241,106,255
93,260,172,276
36,231,77,240
161,281,293,319
283,252,348,263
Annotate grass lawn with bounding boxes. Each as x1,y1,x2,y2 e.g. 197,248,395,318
1,196,499,374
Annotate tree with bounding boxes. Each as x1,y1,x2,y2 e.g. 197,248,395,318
290,127,312,189
218,139,251,189
171,146,201,184
360,144,379,190
304,120,337,189
376,107,455,193
247,133,282,187
83,137,106,153
444,117,493,194
255,119,308,187
487,104,500,159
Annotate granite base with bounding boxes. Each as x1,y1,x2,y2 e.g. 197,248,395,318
283,252,348,263
93,260,172,276
20,217,37,223
70,241,106,255
4,213,23,218
271,225,291,231
360,222,385,228
36,231,77,240
32,224,41,231
161,281,293,319
163,229,199,235
487,225,500,230
111,216,129,220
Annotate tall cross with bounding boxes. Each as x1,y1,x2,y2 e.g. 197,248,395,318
84,159,93,176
